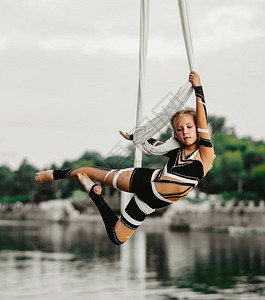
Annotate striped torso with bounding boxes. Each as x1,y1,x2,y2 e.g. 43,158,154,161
152,147,204,203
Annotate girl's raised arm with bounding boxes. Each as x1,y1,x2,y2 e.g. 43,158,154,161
189,71,215,173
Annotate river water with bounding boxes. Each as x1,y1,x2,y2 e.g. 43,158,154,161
0,218,264,300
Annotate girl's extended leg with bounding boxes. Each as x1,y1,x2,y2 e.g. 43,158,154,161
77,172,136,245
77,172,151,245
35,166,134,193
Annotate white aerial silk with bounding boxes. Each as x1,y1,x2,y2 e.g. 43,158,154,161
142,137,180,156
121,0,150,212
134,0,149,167
133,0,195,156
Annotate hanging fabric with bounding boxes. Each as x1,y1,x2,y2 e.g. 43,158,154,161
133,0,195,152
134,0,150,167
121,0,150,213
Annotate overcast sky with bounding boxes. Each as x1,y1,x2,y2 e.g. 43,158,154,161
0,0,264,170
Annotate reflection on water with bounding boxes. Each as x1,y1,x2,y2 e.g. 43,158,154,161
0,219,265,299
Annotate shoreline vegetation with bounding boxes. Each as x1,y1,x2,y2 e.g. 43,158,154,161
1,115,265,235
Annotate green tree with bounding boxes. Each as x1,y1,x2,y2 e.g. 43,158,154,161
248,164,265,197
212,133,248,155
243,146,265,172
0,166,14,198
31,181,55,203
60,152,105,199
200,149,245,196
11,160,37,197
208,116,226,134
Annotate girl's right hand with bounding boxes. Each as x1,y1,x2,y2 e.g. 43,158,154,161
189,71,201,87
119,130,131,140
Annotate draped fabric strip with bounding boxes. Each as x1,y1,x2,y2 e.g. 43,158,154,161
178,0,195,71
133,0,195,153
134,0,150,167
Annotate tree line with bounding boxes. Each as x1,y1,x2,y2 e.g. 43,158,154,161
0,115,265,203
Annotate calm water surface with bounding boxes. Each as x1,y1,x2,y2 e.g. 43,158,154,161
0,218,265,300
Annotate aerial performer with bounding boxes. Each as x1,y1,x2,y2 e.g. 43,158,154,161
35,71,215,245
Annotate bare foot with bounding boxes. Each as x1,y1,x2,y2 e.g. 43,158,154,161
34,170,54,183
77,172,102,195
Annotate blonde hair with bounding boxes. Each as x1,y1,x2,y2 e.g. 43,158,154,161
170,108,197,139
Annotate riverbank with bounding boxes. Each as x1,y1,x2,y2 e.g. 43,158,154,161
163,198,265,234
0,198,264,235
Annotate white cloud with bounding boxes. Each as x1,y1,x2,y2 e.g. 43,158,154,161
37,34,139,58
195,6,265,53
36,4,264,61
36,33,188,62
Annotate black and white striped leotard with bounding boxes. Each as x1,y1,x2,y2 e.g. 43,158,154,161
151,146,204,203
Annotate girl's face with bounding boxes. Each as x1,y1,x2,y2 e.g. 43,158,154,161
175,114,197,147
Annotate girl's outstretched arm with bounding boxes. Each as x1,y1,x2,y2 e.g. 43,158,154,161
189,71,215,174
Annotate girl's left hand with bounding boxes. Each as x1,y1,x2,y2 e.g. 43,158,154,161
189,71,201,87
119,130,131,140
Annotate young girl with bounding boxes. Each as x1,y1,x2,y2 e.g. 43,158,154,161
35,71,215,245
